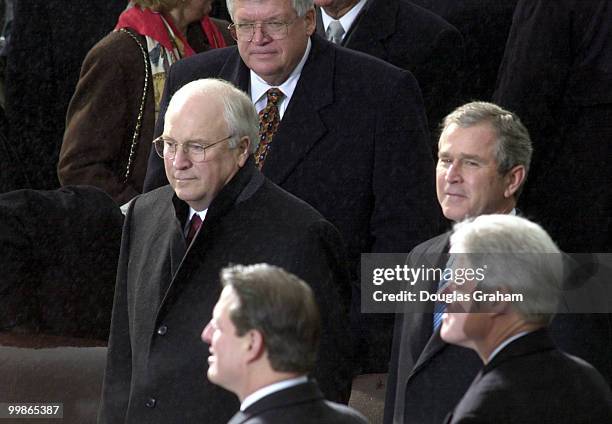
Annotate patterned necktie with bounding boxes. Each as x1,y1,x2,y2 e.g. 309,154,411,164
326,20,345,44
433,256,454,331
185,214,203,246
255,88,284,169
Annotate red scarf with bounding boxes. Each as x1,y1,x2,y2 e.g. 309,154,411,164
115,6,226,57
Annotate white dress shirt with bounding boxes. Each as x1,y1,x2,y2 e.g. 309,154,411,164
240,375,309,411
320,0,368,44
250,39,312,119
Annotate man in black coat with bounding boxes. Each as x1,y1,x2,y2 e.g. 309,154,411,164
384,101,612,424
143,0,439,375
203,264,367,424
493,0,612,253
98,79,352,424
314,0,464,144
441,215,612,424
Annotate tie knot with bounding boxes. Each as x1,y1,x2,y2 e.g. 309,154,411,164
326,20,345,44
266,88,284,105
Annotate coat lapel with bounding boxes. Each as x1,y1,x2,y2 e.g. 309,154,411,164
218,47,250,93
343,0,397,60
260,35,332,185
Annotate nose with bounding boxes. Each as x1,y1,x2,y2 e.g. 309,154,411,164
251,24,270,43
172,145,192,170
201,322,212,343
445,161,462,184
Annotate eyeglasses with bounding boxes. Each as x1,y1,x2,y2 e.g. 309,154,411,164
228,19,297,42
153,135,234,162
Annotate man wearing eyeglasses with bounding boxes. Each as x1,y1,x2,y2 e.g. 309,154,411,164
98,78,353,424
143,0,440,382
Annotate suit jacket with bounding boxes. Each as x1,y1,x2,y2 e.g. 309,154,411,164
493,0,612,252
143,34,440,372
316,0,464,143
385,233,612,424
411,0,518,102
228,380,368,424
0,186,123,340
98,161,353,424
445,329,612,423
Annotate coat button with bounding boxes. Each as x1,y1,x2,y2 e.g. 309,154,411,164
157,325,168,336
145,397,156,408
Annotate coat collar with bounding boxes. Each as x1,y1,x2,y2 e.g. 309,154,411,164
483,328,554,374
316,0,398,55
228,380,324,424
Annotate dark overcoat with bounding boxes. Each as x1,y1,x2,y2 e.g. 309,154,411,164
98,162,353,423
143,34,441,372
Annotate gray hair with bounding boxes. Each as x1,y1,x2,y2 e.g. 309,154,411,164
450,214,563,326
441,101,533,197
226,0,314,21
220,263,320,374
168,78,259,153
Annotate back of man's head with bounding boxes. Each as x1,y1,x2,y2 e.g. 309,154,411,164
221,263,321,373
450,214,563,325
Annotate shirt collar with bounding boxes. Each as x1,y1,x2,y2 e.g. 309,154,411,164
240,375,309,411
250,38,312,105
487,330,531,363
319,0,368,38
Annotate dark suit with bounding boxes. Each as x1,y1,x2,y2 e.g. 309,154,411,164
411,0,518,102
493,0,612,253
385,233,612,424
445,330,612,423
99,161,353,424
143,34,440,372
0,186,123,340
228,380,368,424
316,0,464,143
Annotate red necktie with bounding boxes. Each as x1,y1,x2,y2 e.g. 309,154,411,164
186,214,203,246
255,88,284,168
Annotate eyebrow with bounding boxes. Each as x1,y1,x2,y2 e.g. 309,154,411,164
438,152,486,162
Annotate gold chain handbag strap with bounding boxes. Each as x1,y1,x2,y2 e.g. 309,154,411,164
118,28,150,183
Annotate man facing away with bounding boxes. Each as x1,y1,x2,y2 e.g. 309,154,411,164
98,78,352,423
203,263,368,424
441,214,612,423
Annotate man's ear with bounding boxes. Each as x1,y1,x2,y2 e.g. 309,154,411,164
244,329,265,363
504,165,526,198
304,8,316,36
237,136,251,167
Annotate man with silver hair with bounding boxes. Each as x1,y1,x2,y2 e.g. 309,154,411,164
385,101,612,424
99,78,352,423
441,215,612,423
142,0,440,381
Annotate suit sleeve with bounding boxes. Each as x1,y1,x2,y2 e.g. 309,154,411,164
415,26,465,143
492,0,572,157
297,219,354,403
372,70,440,254
98,200,137,423
58,33,145,204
